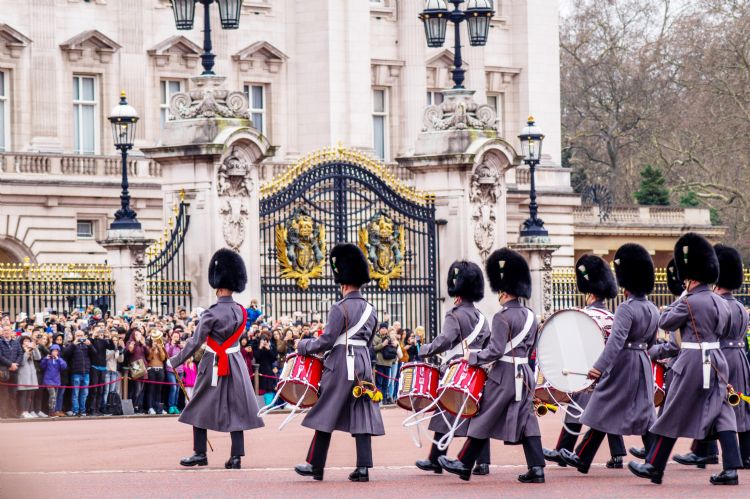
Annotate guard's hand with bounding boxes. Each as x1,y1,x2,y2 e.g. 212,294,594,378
293,339,300,350
587,368,601,380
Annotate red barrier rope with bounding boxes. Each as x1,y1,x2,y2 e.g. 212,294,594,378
0,377,184,390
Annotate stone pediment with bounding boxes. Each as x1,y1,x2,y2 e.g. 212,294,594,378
60,30,120,63
0,24,31,59
426,49,465,69
147,35,201,69
426,49,465,89
232,41,288,73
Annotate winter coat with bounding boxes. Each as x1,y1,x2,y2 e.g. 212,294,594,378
41,355,68,386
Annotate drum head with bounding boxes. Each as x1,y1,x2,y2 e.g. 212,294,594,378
536,309,605,393
438,389,479,418
278,381,319,408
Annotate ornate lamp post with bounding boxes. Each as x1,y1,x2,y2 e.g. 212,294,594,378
518,116,548,237
170,0,243,75
108,91,141,231
419,0,494,89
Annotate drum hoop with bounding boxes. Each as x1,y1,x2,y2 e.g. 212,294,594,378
278,379,319,408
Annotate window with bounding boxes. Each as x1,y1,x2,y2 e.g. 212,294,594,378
77,220,94,239
426,90,444,107
73,75,98,154
372,88,388,160
160,80,182,127
243,84,266,135
487,93,503,133
0,70,7,152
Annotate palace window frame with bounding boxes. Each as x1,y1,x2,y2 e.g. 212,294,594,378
243,83,267,136
76,220,95,239
372,88,389,160
487,93,504,134
159,79,183,128
426,89,444,107
72,74,99,155
0,70,8,152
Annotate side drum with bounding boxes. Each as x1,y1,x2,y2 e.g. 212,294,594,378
397,362,439,412
436,359,486,418
277,353,323,408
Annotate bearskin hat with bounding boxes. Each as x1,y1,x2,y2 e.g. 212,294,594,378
715,244,744,291
485,248,531,298
208,248,247,293
665,258,684,297
673,233,719,284
613,243,654,296
575,254,618,300
330,243,370,286
447,261,485,302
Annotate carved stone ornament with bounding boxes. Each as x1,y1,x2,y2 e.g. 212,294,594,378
470,163,501,262
219,197,249,251
275,207,326,290
541,250,555,318
169,75,252,121
217,150,254,198
358,210,405,290
217,149,255,251
133,248,147,308
423,89,496,132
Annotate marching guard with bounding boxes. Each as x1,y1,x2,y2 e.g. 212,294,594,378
629,233,742,485
168,249,265,469
560,244,659,473
294,243,385,482
543,255,627,469
439,248,546,483
415,261,492,476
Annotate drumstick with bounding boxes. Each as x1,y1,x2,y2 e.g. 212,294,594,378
561,368,589,376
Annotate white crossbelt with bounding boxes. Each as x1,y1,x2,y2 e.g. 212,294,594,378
332,303,373,380
443,312,486,363
682,341,720,389
502,309,535,401
204,344,240,387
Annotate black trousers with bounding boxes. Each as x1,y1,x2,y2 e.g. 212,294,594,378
428,432,490,465
690,438,720,457
193,426,245,456
87,368,104,413
459,436,544,468
647,432,742,471
146,367,165,412
306,430,373,468
576,429,647,465
558,424,626,456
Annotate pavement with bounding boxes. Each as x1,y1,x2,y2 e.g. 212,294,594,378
0,407,748,499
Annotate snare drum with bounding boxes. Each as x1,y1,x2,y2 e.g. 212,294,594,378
436,359,486,418
397,362,439,412
652,361,666,407
277,353,323,408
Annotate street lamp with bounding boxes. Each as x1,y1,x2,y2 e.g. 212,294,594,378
518,116,548,238
419,0,495,89
108,91,141,230
170,0,243,75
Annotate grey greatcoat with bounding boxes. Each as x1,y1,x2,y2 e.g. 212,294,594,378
650,285,736,439
466,300,540,442
419,301,490,435
720,293,750,432
296,291,385,436
169,296,264,433
581,296,659,435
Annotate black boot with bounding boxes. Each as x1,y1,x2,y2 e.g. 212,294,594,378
437,456,472,481
628,447,646,459
472,463,490,475
224,456,241,469
179,453,208,467
743,457,750,470
543,448,567,467
559,449,590,474
415,459,442,473
627,461,663,484
348,467,369,482
673,452,719,469
295,463,324,481
606,455,623,469
710,469,739,485
518,466,545,484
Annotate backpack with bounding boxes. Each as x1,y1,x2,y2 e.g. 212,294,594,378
106,392,123,416
381,345,397,361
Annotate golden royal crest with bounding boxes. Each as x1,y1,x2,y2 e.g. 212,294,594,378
276,207,326,290
359,210,405,290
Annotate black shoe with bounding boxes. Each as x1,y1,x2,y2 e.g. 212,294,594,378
743,457,750,470
627,461,663,484
180,453,208,467
543,448,568,467
437,456,471,481
225,456,241,469
348,467,369,482
295,463,324,481
606,456,624,469
673,452,719,469
629,447,646,460
472,463,490,476
710,469,739,485
518,466,545,484
415,459,442,474
559,449,590,474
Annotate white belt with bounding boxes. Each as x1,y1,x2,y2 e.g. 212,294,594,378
500,356,529,401
682,341,720,389
205,344,240,387
333,336,368,348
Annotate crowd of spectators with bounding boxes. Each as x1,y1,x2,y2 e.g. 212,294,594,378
0,298,426,419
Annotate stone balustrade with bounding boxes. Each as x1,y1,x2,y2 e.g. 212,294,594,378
574,205,713,226
508,165,572,191
0,152,162,178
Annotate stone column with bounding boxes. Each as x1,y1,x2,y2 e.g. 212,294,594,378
99,229,153,311
509,240,560,320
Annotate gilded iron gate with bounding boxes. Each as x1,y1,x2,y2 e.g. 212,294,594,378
259,147,438,338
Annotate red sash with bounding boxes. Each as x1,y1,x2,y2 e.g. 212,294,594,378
206,305,247,379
